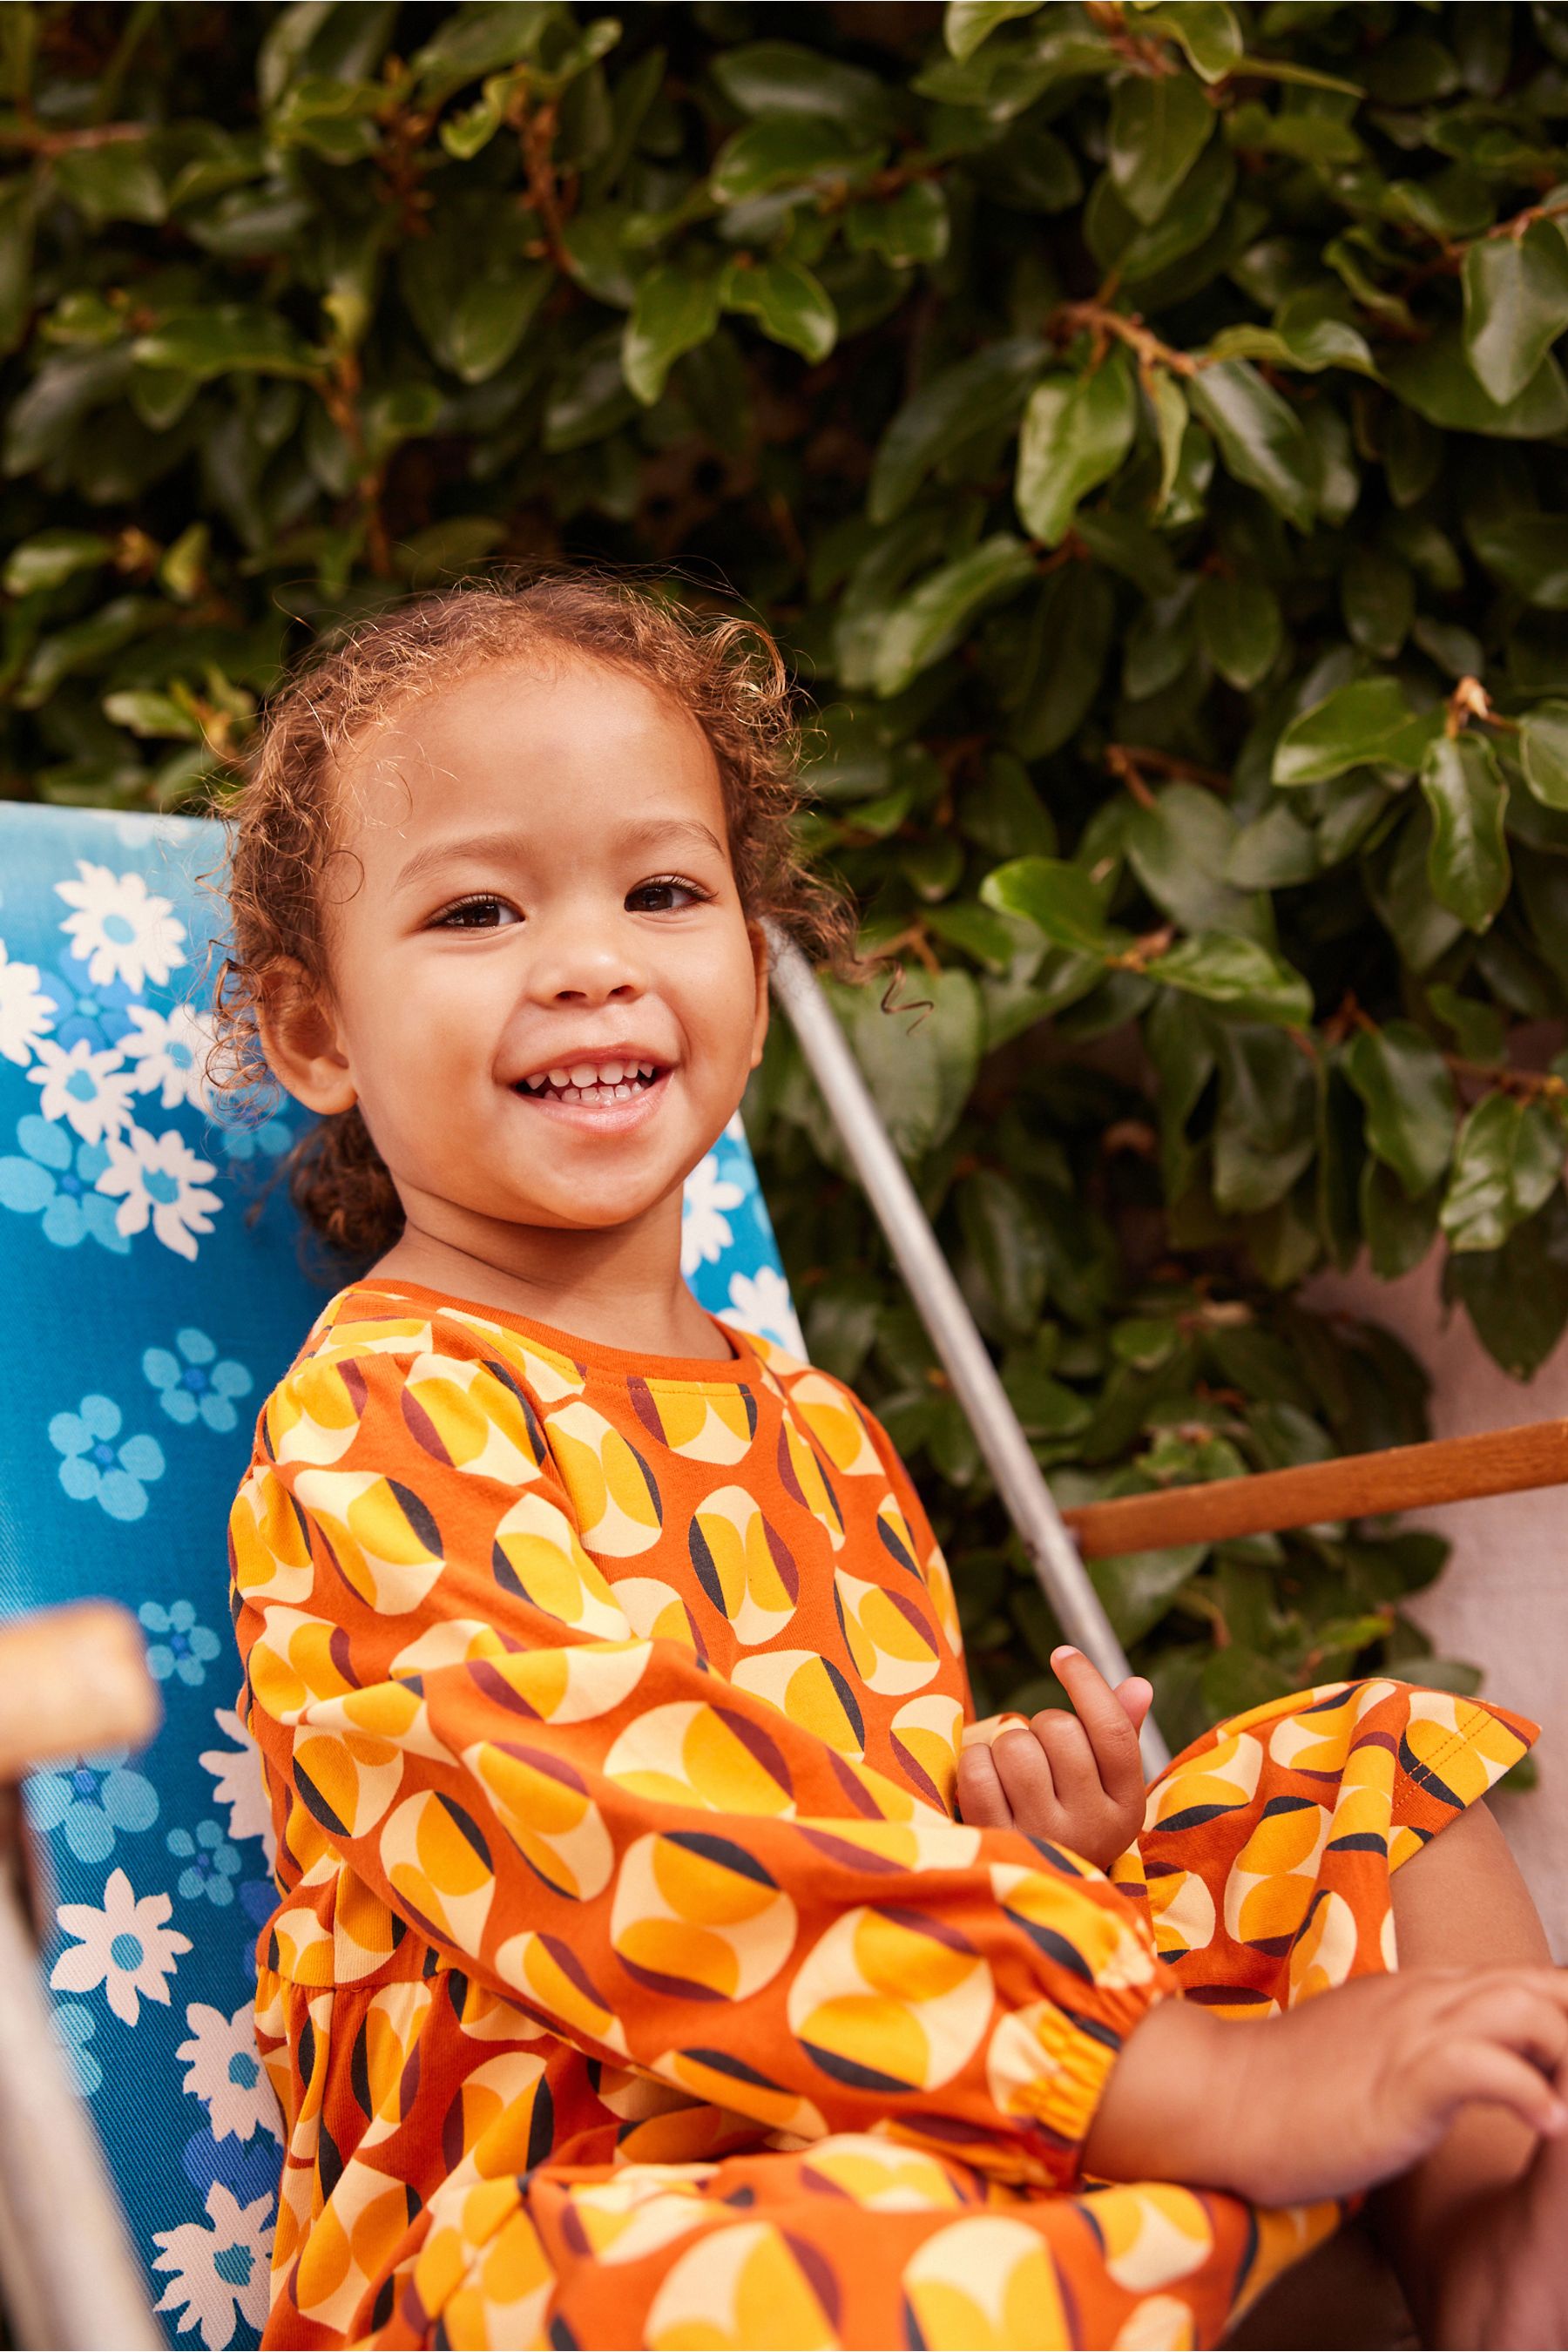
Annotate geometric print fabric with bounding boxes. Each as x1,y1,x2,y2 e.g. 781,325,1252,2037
234,1281,1537,2350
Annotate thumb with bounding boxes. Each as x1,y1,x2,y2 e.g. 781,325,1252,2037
1114,1676,1154,1734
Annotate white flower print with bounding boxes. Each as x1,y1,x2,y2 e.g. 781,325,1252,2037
720,1266,808,1356
98,1125,220,1260
176,2002,283,2146
26,1037,137,1146
681,1150,745,1276
0,940,53,1067
152,2180,273,2350
122,999,216,1113
55,859,186,992
50,1866,192,2025
198,1708,276,1866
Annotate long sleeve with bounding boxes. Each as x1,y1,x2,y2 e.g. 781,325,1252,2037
233,1324,1163,2190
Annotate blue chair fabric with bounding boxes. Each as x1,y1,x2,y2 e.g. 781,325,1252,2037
0,801,802,2351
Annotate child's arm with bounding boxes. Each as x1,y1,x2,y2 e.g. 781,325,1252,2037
234,1332,1164,2197
1083,1963,1568,2207
956,1646,1152,1870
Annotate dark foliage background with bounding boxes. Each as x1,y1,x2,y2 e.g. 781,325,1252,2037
7,0,1568,1751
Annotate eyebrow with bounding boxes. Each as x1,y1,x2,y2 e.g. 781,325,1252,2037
392,815,727,893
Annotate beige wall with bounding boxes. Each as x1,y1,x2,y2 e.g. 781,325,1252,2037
1306,1253,1568,1959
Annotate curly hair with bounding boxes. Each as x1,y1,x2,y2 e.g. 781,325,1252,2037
207,572,853,1268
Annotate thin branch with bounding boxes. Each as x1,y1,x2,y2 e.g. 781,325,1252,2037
1051,299,1205,378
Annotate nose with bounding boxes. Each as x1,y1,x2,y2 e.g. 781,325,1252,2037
528,916,647,1008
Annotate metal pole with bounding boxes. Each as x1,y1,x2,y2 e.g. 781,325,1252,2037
0,1866,165,2349
766,925,1171,1779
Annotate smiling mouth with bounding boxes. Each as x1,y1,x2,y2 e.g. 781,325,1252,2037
514,1059,666,1108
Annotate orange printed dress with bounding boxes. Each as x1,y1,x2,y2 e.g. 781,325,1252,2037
230,1278,1536,2352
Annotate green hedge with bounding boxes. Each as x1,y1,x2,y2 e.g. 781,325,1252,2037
6,0,1568,1749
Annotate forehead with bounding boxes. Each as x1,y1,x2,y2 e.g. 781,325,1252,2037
335,652,725,845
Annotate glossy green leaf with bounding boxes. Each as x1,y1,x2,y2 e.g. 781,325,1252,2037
709,115,885,204
845,181,950,267
1362,1158,1440,1279
874,535,1037,698
943,0,1044,61
1125,785,1267,939
1441,1092,1565,1252
1196,572,1281,689
409,3,554,101
1443,1188,1568,1378
132,307,319,381
711,40,896,130
1142,2,1243,81
958,1167,1050,1334
622,267,722,405
721,258,837,363
3,530,113,597
1274,679,1439,787
53,141,166,226
1187,360,1316,530
1383,325,1568,439
1462,220,1568,408
447,267,551,385
1212,1026,1318,1213
1520,702,1568,810
871,338,1043,525
980,856,1124,956
1146,932,1314,1025
1107,71,1213,226
1343,1020,1456,1198
1015,349,1137,546
1468,513,1568,609
1420,730,1511,932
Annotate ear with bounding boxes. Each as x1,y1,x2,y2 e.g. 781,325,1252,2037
746,922,771,1071
254,957,357,1115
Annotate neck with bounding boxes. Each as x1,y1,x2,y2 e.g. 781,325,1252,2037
367,1186,733,1362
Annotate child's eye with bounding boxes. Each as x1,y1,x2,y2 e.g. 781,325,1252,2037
431,895,521,929
627,875,711,914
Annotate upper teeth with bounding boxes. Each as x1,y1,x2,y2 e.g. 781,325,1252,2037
530,1061,656,1091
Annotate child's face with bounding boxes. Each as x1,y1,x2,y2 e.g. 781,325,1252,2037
268,654,769,1247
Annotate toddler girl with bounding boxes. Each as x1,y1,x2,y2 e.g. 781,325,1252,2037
221,578,1566,2351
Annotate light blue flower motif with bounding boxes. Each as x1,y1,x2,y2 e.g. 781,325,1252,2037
205,1081,293,1164
35,963,139,1051
143,1328,253,1434
28,1747,159,1864
0,1113,129,1252
48,2001,101,2099
166,1820,244,1908
139,1600,223,1688
49,1394,166,1522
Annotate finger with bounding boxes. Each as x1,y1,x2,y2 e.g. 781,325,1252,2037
1430,1966,1568,2026
1421,2038,1568,2140
990,1727,1064,1828
1115,1677,1154,1736
956,1740,1014,1828
1450,1983,1568,2076
1030,1711,1102,1811
1051,1646,1145,1805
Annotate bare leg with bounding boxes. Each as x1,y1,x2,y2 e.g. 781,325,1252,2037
1373,1800,1563,2349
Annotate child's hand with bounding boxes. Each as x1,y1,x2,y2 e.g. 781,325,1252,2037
1085,1966,1568,2210
955,1646,1152,1869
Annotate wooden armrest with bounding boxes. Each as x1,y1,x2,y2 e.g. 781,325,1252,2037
1061,1418,1568,1559
0,1602,161,1782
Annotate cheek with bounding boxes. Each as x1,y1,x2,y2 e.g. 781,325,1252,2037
679,929,762,1065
